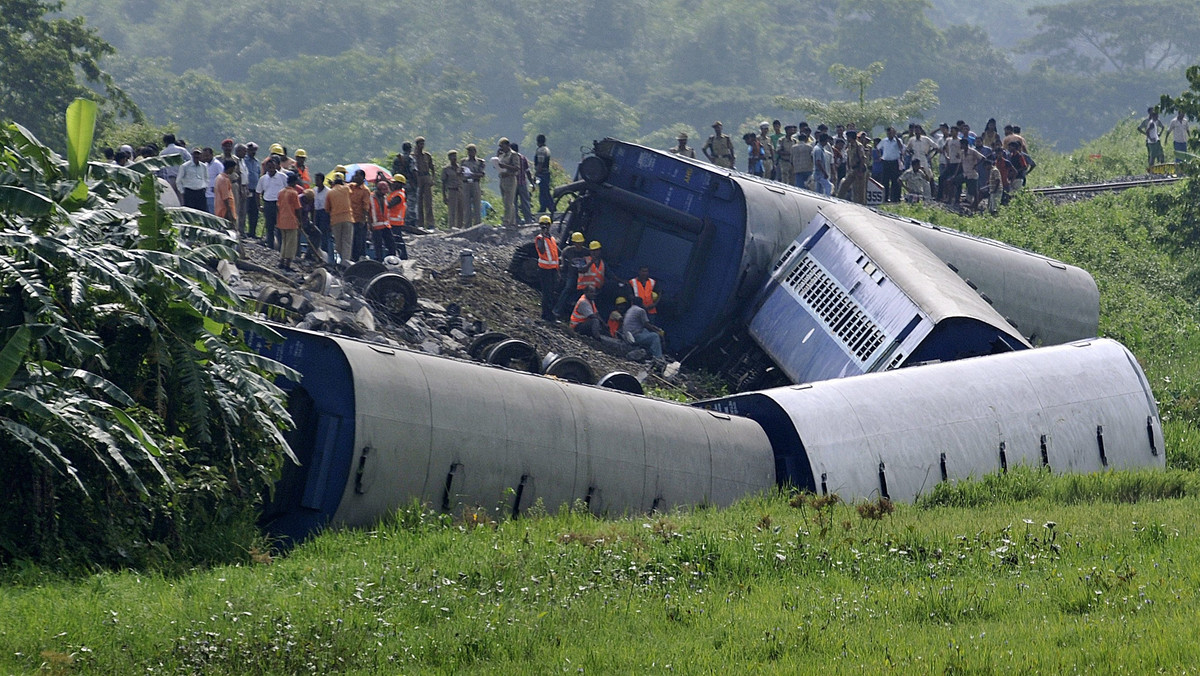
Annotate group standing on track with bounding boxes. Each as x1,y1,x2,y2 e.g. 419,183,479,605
1139,106,1193,173
678,117,1041,214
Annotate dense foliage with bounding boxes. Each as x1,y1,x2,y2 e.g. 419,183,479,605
0,0,139,148
54,0,1198,169
0,107,295,571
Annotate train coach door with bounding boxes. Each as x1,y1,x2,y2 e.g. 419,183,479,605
299,413,347,510
261,386,353,538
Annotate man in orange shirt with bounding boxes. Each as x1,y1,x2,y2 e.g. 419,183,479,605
214,158,238,225
276,172,303,271
348,170,371,262
387,176,409,259
325,173,353,267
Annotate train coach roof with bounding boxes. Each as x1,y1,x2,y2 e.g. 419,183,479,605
814,202,1028,345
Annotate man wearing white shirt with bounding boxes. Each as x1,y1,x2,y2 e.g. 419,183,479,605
1138,107,1165,171
1166,111,1190,163
906,125,939,175
256,158,289,249
177,148,209,211
878,127,905,203
158,133,190,199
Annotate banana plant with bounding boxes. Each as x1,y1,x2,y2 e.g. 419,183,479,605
0,100,296,504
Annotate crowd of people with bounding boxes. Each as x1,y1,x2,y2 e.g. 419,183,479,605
672,117,1039,214
103,132,560,270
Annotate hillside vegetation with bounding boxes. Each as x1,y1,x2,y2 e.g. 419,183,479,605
2,116,1200,670
62,0,1197,168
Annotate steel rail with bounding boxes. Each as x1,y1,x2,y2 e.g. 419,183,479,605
1030,175,1183,196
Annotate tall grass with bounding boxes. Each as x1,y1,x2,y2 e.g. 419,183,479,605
2,494,1200,673
1027,117,1148,186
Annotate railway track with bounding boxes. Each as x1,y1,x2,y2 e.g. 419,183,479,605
1030,175,1183,197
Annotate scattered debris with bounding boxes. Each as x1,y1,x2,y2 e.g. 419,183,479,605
232,224,714,397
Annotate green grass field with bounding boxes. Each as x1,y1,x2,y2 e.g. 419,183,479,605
2,485,1199,673
4,128,1200,674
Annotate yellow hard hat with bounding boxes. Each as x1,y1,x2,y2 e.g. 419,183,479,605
615,296,627,304
334,164,347,173
570,232,585,243
294,149,307,158
269,143,284,155
589,240,602,250
538,215,552,225
392,174,406,184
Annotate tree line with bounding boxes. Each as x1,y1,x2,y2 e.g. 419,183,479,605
20,0,1191,167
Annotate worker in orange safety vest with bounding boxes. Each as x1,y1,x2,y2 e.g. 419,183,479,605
387,175,409,259
534,215,559,321
367,178,397,261
570,285,604,338
576,240,606,291
607,296,630,337
628,265,659,315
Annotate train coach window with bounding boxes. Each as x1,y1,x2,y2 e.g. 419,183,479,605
632,222,695,274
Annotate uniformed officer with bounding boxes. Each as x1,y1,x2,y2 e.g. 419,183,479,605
497,137,520,227
843,133,870,204
776,125,797,185
461,144,486,227
702,121,735,168
414,136,436,229
757,122,774,180
440,150,465,229
670,133,696,158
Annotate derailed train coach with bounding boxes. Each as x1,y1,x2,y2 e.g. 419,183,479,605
699,338,1165,502
256,327,777,543
556,139,1099,387
258,328,1163,543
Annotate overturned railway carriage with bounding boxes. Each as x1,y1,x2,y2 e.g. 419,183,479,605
560,139,1098,385
747,208,1028,383
701,338,1165,502
259,329,1163,542
257,327,777,542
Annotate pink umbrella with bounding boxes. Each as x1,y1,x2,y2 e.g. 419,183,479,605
341,163,392,183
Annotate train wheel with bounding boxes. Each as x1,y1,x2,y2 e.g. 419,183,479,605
486,339,541,373
362,272,419,323
467,332,510,361
543,356,595,384
596,371,643,394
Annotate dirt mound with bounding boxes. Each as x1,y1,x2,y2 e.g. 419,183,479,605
234,225,718,399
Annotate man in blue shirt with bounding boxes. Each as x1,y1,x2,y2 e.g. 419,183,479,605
243,143,261,238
